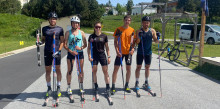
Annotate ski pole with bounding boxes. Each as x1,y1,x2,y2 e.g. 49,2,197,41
90,38,95,101
117,33,125,99
157,35,162,97
52,32,57,107
127,32,134,64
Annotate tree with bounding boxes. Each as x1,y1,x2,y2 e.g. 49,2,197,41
0,0,21,14
106,0,112,7
116,3,122,15
208,0,220,17
21,0,104,27
126,0,133,15
177,0,200,12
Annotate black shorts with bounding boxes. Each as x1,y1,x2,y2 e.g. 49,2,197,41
114,55,132,66
136,54,152,65
44,50,61,66
93,52,108,66
67,52,84,60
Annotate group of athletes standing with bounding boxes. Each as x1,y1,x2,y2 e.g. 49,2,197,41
36,12,159,104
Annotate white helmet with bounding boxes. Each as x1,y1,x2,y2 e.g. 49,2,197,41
70,16,80,23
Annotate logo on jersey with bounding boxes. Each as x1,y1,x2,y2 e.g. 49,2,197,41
99,38,103,42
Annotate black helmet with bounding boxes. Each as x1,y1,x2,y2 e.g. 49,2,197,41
142,16,151,21
48,12,58,19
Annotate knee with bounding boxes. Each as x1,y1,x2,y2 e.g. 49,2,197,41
145,65,150,69
136,66,141,71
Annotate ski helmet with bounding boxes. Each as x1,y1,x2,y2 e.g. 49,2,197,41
70,16,80,23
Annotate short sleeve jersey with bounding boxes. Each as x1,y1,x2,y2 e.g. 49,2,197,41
113,26,136,55
88,33,108,53
42,26,64,52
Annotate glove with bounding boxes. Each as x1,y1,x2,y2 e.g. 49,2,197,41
36,41,42,46
53,50,61,58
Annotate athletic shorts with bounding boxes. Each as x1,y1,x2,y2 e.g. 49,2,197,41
93,52,108,66
44,50,61,66
67,52,84,60
136,54,152,65
114,54,132,66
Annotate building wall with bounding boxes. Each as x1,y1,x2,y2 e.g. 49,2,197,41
132,7,157,15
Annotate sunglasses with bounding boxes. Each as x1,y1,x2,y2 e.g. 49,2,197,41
95,26,101,29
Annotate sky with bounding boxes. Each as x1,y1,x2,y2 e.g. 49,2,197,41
96,0,153,6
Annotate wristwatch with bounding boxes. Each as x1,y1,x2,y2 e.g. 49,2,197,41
108,56,111,58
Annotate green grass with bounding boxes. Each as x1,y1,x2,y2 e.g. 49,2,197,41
151,42,220,80
82,15,183,39
0,13,42,54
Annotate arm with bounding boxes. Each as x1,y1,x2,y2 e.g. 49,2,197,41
59,35,64,51
87,36,92,61
105,42,111,64
64,31,70,51
152,29,159,43
114,36,121,57
135,30,141,44
41,35,45,44
81,31,87,49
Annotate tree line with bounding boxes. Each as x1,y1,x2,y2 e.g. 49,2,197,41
21,0,104,27
1,0,220,25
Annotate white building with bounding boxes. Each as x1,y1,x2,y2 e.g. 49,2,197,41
132,6,157,15
19,0,29,7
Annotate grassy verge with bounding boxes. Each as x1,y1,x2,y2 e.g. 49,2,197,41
0,13,42,54
152,42,220,80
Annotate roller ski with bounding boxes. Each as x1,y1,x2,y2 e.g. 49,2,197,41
110,88,116,95
135,81,141,98
94,89,99,102
142,83,156,97
42,87,52,106
67,88,74,103
79,88,85,108
52,86,61,107
124,86,131,93
106,89,113,105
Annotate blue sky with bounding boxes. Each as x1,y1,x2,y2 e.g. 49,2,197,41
96,0,153,6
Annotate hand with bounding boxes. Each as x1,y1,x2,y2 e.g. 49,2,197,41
36,41,42,46
53,50,61,58
117,52,122,57
129,48,135,55
75,46,81,50
70,50,78,56
89,56,93,62
107,58,111,64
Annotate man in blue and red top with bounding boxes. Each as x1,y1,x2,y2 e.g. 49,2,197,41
36,12,64,97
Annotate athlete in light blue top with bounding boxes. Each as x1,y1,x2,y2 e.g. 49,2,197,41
64,15,87,95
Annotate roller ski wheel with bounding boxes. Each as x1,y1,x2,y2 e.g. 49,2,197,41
143,83,156,97
67,88,74,103
135,86,141,98
42,89,52,107
106,89,113,105
69,94,74,103
94,90,99,102
79,89,85,108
